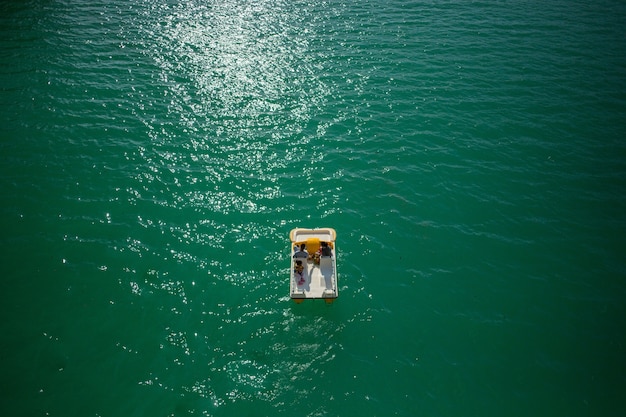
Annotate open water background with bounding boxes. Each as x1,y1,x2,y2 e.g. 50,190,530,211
2,0,626,416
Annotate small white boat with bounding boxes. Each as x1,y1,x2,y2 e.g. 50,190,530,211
289,228,338,303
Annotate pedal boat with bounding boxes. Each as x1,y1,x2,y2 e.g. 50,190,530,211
290,228,338,304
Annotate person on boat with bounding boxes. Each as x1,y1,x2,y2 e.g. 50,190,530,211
320,241,332,257
293,243,308,258
294,260,305,285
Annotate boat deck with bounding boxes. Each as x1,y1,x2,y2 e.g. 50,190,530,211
291,256,336,299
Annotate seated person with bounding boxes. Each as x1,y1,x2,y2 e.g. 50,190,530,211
320,241,332,257
294,260,305,285
293,243,308,258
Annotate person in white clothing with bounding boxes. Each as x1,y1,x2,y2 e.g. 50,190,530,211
293,243,308,258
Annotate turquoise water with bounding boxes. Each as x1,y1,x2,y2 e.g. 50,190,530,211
2,0,626,415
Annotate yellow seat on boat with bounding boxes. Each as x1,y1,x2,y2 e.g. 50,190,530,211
306,237,320,253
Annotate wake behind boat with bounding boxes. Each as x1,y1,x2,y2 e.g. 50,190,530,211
289,228,338,303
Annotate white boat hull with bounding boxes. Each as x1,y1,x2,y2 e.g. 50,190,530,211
289,228,338,303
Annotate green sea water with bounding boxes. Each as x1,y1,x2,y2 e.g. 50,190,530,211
2,0,626,416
